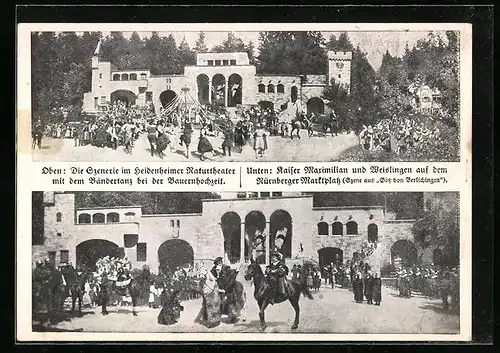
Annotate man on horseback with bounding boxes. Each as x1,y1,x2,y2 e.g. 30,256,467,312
265,252,289,304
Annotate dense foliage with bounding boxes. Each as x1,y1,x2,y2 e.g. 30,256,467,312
74,192,220,214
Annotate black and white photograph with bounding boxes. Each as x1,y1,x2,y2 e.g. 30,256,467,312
29,28,464,162
31,191,460,334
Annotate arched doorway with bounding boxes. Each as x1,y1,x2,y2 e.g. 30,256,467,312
197,74,210,104
76,239,121,271
110,90,136,106
391,240,418,268
212,74,226,106
367,223,378,243
245,211,266,264
291,86,298,103
159,90,177,108
270,210,292,260
228,73,243,107
258,101,274,111
157,239,194,275
221,212,241,264
307,97,325,115
318,247,343,268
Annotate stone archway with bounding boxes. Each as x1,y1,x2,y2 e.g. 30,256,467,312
197,74,210,104
306,97,325,115
110,90,136,106
159,90,178,108
245,211,266,264
157,239,194,275
221,212,241,264
76,239,121,271
258,101,274,111
228,73,243,107
318,247,343,268
270,210,292,260
391,239,418,267
212,74,226,106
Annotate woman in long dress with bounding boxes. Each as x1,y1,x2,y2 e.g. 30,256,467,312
156,120,170,159
157,288,184,325
253,123,268,159
180,120,193,159
195,266,222,328
146,119,158,157
197,123,216,161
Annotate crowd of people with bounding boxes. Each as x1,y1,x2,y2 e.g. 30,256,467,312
358,116,442,155
35,99,348,160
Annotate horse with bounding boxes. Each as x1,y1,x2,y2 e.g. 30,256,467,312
322,118,339,137
244,260,314,331
99,275,141,316
32,266,67,324
59,265,88,316
290,118,302,140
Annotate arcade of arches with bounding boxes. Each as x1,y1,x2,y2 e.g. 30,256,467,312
197,73,243,107
220,210,292,265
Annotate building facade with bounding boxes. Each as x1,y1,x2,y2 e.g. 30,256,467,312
33,192,443,275
82,42,352,117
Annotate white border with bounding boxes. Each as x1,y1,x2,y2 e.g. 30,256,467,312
16,22,472,342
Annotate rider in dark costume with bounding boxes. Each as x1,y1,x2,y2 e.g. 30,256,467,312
265,252,289,304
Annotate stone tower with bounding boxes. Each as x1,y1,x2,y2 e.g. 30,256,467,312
327,51,352,94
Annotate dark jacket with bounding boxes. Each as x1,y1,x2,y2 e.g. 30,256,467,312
265,261,289,295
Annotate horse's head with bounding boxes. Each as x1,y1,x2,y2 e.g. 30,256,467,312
244,260,261,281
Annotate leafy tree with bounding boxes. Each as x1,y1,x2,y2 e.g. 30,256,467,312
256,31,327,75
212,32,247,53
412,193,460,267
194,31,208,53
177,37,196,67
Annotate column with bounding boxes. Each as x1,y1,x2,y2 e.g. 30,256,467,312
265,221,271,265
208,78,212,104
240,222,245,264
224,80,229,107
220,223,225,263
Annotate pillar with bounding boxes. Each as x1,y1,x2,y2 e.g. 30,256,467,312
265,221,271,265
208,78,212,104
224,80,228,107
240,222,245,264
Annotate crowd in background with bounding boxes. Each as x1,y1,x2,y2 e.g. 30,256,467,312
358,116,442,154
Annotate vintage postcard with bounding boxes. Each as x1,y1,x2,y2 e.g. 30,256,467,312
16,23,472,342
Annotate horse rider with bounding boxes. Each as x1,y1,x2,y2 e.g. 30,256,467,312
265,252,289,304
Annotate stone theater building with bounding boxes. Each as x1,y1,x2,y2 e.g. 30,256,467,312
32,192,445,275
82,40,352,117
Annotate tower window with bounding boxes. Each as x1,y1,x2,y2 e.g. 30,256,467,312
56,212,62,222
207,60,214,66
230,59,236,65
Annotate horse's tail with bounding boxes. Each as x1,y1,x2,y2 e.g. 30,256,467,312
300,282,314,300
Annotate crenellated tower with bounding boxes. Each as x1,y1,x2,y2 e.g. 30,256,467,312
327,51,352,94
